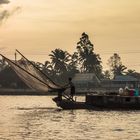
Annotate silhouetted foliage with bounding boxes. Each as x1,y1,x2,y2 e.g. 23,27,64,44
49,48,70,74
108,53,127,78
125,69,140,80
76,32,102,77
35,62,44,70
2,33,140,89
0,57,8,71
47,48,79,84
126,69,136,76
0,66,28,88
103,70,111,79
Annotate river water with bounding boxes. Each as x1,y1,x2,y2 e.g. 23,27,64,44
0,96,140,140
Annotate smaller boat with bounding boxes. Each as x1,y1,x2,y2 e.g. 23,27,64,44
52,96,92,109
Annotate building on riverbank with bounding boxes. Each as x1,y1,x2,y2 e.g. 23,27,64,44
73,74,140,93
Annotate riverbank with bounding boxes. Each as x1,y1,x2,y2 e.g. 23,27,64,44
0,88,87,96
0,88,117,95
0,88,55,96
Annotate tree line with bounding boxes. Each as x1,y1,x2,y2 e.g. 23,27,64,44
0,32,140,88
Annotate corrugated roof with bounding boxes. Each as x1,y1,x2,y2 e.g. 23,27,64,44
112,75,138,82
73,73,100,83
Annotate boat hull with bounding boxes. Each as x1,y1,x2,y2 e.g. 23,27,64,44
86,94,140,110
53,94,140,110
52,97,92,109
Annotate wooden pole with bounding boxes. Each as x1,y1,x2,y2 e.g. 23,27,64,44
0,54,53,89
15,49,61,88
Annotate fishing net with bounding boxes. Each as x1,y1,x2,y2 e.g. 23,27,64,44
3,56,61,92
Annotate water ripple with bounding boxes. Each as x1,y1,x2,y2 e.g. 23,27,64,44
0,96,140,140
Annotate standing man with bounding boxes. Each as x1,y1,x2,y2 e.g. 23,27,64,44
68,77,75,100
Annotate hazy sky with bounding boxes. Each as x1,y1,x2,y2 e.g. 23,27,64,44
0,0,140,71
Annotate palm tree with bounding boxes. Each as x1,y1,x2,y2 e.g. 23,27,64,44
125,69,140,80
103,70,111,79
43,60,56,77
35,62,44,70
113,64,127,76
67,52,79,77
108,53,127,77
76,32,102,76
126,69,136,76
49,48,71,75
43,61,53,73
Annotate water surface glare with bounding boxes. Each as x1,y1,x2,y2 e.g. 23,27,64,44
0,96,140,140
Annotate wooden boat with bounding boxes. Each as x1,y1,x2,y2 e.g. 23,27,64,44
53,93,140,110
3,51,140,110
86,94,140,110
52,96,93,109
